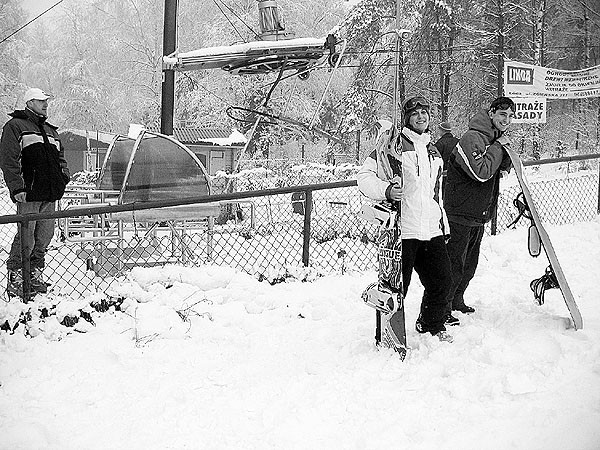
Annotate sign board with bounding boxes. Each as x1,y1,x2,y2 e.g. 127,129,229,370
512,97,547,123
504,60,600,99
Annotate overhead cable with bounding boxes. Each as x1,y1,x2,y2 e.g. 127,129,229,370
0,0,65,45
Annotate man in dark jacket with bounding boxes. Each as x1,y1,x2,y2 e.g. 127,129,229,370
443,97,515,318
434,121,459,168
435,121,460,193
0,88,70,297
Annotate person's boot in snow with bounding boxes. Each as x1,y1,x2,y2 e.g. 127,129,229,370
7,269,23,298
416,315,453,342
30,267,48,294
445,313,460,326
453,303,475,314
434,330,454,343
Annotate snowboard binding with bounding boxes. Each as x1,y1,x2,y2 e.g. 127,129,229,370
361,282,401,315
358,202,394,227
530,265,559,306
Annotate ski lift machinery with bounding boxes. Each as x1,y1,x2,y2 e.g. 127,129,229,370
162,0,347,144
56,1,350,278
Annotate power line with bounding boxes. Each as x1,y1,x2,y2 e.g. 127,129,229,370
575,0,600,21
212,0,247,44
340,44,600,56
214,0,258,41
0,0,65,45
306,58,597,69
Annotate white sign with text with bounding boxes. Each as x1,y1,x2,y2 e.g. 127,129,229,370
512,97,547,123
504,60,600,99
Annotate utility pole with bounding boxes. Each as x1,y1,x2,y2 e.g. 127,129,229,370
531,0,546,160
497,0,504,97
160,0,178,135
392,0,407,129
393,0,400,129
491,0,506,235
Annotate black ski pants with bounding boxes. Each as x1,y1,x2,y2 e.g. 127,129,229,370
446,221,485,313
402,236,452,334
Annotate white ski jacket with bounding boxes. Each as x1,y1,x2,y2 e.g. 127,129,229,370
357,124,448,241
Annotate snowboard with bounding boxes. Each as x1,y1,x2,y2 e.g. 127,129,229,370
360,201,407,359
506,148,583,330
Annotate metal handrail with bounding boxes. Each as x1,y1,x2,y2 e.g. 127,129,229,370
522,153,600,167
0,181,356,224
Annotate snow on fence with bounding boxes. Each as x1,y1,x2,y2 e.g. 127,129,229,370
0,156,598,299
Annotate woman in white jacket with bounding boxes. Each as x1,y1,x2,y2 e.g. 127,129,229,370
357,96,454,342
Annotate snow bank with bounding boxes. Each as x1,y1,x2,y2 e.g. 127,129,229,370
1,219,599,449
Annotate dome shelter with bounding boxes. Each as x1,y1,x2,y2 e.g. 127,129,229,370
62,129,220,277
97,129,212,203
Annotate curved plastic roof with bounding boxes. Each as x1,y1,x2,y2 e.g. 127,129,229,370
97,130,211,203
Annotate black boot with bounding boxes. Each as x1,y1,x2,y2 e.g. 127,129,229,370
453,303,475,314
445,313,460,326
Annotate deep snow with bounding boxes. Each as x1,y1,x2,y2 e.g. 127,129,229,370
1,218,600,450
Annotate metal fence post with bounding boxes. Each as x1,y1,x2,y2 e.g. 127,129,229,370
491,209,498,235
207,217,214,262
302,189,313,267
20,220,32,303
597,161,600,214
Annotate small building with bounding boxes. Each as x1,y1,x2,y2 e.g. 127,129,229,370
59,129,116,172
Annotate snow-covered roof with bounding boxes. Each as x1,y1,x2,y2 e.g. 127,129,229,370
60,129,116,145
150,127,247,146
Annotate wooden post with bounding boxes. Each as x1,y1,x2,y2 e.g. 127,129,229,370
160,0,178,135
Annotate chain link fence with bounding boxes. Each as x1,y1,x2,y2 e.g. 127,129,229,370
492,156,600,233
0,156,598,300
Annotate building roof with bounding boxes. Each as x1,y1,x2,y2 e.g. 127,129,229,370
61,127,246,150
60,129,116,145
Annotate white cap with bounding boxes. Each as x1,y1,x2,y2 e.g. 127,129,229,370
23,88,51,104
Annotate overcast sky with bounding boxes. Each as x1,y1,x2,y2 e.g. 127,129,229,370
21,0,64,15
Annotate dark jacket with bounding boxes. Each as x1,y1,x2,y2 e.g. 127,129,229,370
434,132,459,168
0,109,70,202
444,109,511,225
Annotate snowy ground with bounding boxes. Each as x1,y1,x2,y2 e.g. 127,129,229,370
1,218,600,450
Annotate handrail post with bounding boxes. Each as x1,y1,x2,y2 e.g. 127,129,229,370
207,217,214,262
597,161,600,214
20,220,32,303
302,189,313,267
